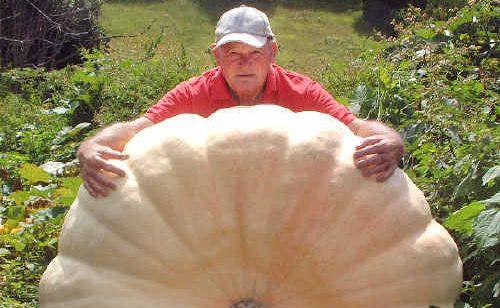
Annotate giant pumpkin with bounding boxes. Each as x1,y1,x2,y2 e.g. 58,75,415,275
40,105,462,307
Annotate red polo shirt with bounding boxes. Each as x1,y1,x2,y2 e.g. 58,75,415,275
144,64,356,125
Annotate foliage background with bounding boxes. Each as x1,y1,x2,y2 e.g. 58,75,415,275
0,0,498,307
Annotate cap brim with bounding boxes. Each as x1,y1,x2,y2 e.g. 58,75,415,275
215,33,267,48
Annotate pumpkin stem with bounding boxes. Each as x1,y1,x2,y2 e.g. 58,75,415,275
230,298,266,308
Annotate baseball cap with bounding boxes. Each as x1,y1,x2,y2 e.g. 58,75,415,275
215,6,274,49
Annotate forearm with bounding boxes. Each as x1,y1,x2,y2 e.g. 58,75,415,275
351,120,401,140
82,117,154,151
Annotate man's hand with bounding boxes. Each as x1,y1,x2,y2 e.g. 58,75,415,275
77,141,129,198
76,117,154,198
353,135,404,182
347,119,404,182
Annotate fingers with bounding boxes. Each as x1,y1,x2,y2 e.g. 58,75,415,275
78,143,129,199
360,162,391,177
355,136,383,150
354,153,388,168
354,141,387,159
94,157,127,177
84,174,110,197
93,172,117,190
81,161,120,198
98,148,129,160
376,164,397,182
83,180,98,198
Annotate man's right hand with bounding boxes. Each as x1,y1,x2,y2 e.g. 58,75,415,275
77,141,129,198
76,117,154,198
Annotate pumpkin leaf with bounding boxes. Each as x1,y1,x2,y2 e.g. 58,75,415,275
11,238,26,252
472,208,500,251
5,205,26,221
453,163,478,200
0,247,10,256
54,177,82,206
493,281,500,297
415,28,436,40
444,202,485,235
19,163,51,185
482,192,500,206
31,206,68,222
349,83,368,115
482,165,500,186
8,190,31,205
453,301,473,308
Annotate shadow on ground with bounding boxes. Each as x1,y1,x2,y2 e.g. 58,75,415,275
192,0,363,21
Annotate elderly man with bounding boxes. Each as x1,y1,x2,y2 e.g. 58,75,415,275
78,6,404,198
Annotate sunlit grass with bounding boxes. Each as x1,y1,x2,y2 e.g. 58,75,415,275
100,0,384,79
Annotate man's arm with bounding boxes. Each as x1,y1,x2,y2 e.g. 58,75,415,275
303,81,404,182
77,116,154,198
347,118,404,182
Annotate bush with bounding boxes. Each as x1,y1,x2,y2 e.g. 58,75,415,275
0,0,106,70
362,0,427,34
326,1,499,305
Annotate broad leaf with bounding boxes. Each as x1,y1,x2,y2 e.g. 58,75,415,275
0,248,10,256
415,28,437,40
482,192,500,206
444,202,485,235
55,177,82,206
31,206,68,222
348,83,368,115
19,163,51,185
5,205,25,221
8,190,31,205
473,208,500,251
482,165,500,186
453,163,478,200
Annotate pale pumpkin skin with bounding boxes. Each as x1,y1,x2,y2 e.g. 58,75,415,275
40,105,462,308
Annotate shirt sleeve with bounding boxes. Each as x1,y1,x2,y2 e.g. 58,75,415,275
304,81,356,126
143,82,193,123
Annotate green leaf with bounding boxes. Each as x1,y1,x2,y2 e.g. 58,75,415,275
5,205,25,221
482,165,500,186
482,192,500,205
19,163,51,185
11,238,26,252
473,208,500,251
8,190,31,205
453,163,478,200
494,281,500,297
415,28,437,40
349,83,368,115
444,202,486,235
4,218,19,229
55,177,82,206
32,206,68,222
454,301,473,308
0,248,10,256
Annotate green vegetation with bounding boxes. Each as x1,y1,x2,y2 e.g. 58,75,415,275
327,2,498,306
100,0,382,78
1,0,498,306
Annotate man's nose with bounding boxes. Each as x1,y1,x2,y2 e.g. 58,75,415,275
237,54,253,66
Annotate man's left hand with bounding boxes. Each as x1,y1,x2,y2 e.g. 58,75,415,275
353,134,404,182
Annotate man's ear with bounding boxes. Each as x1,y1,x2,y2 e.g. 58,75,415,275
270,40,279,62
210,43,222,65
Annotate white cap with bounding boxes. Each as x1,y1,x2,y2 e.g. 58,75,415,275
215,6,274,49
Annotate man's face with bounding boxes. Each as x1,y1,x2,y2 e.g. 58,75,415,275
213,41,277,99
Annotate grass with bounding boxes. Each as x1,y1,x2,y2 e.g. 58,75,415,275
100,0,384,79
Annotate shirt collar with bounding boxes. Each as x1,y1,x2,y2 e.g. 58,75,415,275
210,64,278,103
